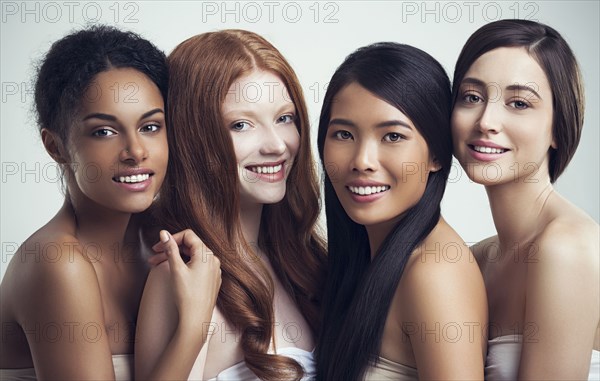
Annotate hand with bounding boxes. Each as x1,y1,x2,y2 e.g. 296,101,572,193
151,229,222,333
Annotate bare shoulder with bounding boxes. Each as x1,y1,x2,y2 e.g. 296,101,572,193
532,210,599,276
541,192,599,254
401,217,486,302
2,223,99,319
397,217,487,335
409,217,480,272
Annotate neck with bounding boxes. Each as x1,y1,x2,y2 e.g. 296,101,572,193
485,174,554,245
67,188,138,264
239,202,263,246
366,216,402,259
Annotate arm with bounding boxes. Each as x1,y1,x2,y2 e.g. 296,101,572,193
18,245,116,380
518,225,599,380
402,242,488,380
135,230,221,380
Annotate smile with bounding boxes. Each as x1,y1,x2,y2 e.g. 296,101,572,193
113,174,151,183
348,185,390,195
246,163,283,174
470,145,508,154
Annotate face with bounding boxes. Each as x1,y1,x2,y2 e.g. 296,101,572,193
66,67,168,213
451,47,554,186
324,82,439,232
222,69,300,207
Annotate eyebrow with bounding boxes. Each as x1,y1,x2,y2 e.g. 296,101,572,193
460,77,486,89
82,108,164,122
461,77,542,100
506,84,542,100
329,118,412,130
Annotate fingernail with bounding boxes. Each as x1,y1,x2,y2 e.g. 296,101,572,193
160,230,170,243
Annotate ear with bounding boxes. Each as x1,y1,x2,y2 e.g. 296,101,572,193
41,129,68,164
551,138,557,149
429,157,442,173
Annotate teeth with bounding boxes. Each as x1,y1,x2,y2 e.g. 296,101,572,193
348,185,390,195
248,164,283,174
116,173,150,183
473,145,506,154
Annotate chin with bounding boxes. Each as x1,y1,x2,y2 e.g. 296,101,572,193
259,194,286,205
112,199,154,214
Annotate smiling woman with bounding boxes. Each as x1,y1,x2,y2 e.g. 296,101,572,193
0,25,169,380
451,19,599,380
134,29,326,381
316,42,487,380
223,70,300,206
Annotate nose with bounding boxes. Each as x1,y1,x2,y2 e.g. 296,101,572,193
259,125,287,156
120,134,148,163
351,140,378,172
478,102,503,134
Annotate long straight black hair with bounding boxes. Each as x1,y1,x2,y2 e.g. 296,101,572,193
315,42,452,380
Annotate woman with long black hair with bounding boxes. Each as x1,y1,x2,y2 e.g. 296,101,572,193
316,42,487,380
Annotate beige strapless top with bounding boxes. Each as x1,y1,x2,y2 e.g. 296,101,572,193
363,356,418,380
0,354,133,381
486,334,600,381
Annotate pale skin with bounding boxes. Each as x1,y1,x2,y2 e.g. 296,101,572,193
0,68,170,379
135,69,314,380
324,82,488,379
452,47,600,379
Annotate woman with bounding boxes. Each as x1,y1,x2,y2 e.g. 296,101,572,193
451,19,599,380
135,30,326,381
0,25,197,380
315,42,487,380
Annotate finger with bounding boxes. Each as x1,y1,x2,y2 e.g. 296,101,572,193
160,230,186,272
147,252,168,266
169,229,203,248
170,230,213,260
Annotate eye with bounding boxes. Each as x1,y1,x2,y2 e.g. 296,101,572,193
231,121,251,132
140,123,161,133
333,130,353,140
383,132,404,143
92,128,116,137
277,114,295,124
463,93,483,104
509,100,530,110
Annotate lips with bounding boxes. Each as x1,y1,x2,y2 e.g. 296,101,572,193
344,180,391,203
244,161,287,183
465,140,510,162
112,168,155,186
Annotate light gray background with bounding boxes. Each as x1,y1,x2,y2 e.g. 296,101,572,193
1,1,598,280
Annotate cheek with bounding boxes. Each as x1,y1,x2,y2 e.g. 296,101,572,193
230,133,251,163
450,109,470,138
323,142,349,184
284,127,300,158
151,137,169,165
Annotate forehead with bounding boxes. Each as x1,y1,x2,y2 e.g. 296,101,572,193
81,68,163,110
222,69,293,110
464,47,551,95
331,82,413,126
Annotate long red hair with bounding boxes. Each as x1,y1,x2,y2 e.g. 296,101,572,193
157,30,326,381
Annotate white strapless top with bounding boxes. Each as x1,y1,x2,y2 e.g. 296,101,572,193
486,335,600,380
0,354,133,381
206,347,315,381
